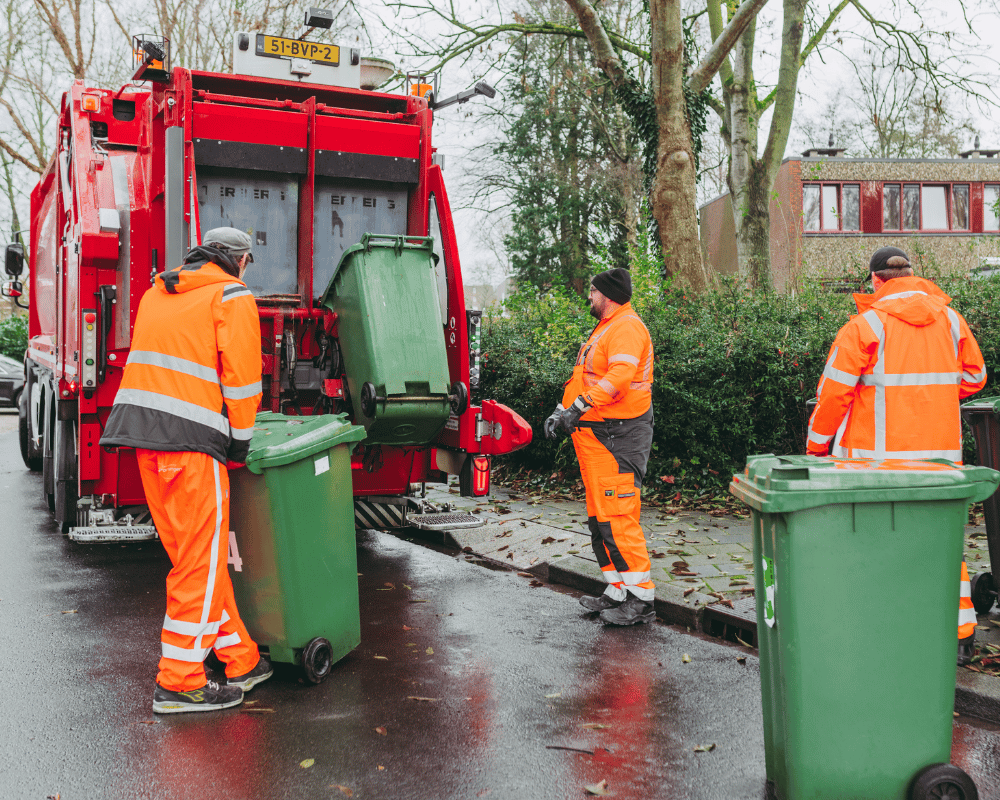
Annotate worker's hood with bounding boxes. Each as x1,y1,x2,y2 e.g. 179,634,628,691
155,246,245,295
852,276,952,327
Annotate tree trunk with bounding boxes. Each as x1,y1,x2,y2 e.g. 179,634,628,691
725,0,806,291
649,0,712,292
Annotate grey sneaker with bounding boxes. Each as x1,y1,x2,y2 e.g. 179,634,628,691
599,595,656,626
580,594,623,612
228,656,273,691
153,680,243,714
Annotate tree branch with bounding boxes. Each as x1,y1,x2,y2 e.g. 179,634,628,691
686,0,771,95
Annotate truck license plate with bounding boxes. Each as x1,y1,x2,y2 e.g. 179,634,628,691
256,34,340,66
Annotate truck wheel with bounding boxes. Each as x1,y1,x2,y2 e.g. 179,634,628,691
909,763,978,800
53,416,78,534
302,637,333,684
18,389,42,471
970,572,996,616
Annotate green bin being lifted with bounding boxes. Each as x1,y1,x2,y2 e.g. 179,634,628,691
320,234,456,446
228,411,367,684
730,454,999,800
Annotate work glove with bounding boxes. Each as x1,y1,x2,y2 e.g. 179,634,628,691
559,396,591,435
543,405,565,439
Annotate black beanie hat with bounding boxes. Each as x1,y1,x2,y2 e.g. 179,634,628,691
869,246,910,274
591,267,632,305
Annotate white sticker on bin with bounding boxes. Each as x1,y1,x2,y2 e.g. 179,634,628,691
314,454,330,476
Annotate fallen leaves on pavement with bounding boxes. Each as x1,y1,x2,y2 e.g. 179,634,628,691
584,779,610,795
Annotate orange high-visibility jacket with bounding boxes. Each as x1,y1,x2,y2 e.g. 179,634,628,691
562,302,653,421
807,276,986,460
101,261,262,463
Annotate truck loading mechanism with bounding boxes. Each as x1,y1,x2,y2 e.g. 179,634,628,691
10,13,531,541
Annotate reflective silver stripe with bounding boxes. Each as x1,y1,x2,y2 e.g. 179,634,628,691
959,607,977,627
823,364,860,386
881,290,928,301
221,380,262,400
597,378,618,397
162,615,221,638
127,350,218,384
230,424,254,441
862,310,887,457
221,284,252,303
831,398,851,456
626,586,655,601
946,308,961,358
214,631,242,650
161,642,212,663
817,345,839,398
608,353,640,366
604,584,627,602
808,429,835,445
964,367,987,383
195,459,225,653
601,568,624,584
859,372,960,387
848,447,963,461
621,570,652,584
115,388,229,435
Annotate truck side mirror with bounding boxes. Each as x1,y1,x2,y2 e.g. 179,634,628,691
4,243,24,277
1,279,23,297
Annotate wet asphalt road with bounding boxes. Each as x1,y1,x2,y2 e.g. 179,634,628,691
2,415,1000,800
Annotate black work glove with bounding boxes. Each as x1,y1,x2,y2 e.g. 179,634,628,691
558,396,591,435
543,405,565,439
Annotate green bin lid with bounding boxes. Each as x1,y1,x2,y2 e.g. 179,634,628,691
961,395,1000,414
244,412,367,474
729,454,1000,513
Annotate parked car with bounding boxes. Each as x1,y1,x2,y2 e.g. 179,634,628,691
0,354,25,408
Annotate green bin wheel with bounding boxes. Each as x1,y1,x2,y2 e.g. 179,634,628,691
970,572,996,616
360,382,378,419
302,637,333,685
908,763,978,800
450,380,468,415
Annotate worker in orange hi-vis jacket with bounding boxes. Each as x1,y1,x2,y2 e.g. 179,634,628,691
101,227,272,713
807,246,987,665
543,268,656,627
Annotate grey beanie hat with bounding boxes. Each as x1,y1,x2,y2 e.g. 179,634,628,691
203,227,254,262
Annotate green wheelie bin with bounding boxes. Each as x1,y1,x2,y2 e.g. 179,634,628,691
320,234,458,446
228,412,367,684
730,454,999,800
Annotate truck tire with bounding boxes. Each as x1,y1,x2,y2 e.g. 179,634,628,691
53,414,78,534
19,388,42,471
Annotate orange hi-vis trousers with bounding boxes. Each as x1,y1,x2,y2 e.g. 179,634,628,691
572,409,655,603
137,449,259,691
959,561,976,640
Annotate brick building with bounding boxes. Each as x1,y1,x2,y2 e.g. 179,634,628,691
699,144,1000,291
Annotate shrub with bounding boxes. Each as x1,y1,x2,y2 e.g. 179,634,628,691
483,269,1000,500
0,314,27,361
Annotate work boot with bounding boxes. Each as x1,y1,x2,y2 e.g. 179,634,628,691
227,656,274,691
958,635,976,667
579,593,623,612
600,594,655,626
152,680,243,714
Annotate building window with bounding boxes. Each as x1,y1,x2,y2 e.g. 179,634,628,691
985,185,1000,231
883,183,970,231
803,183,860,232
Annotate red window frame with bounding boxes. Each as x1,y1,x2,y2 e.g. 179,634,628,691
984,184,1000,232
802,182,861,233
881,182,971,232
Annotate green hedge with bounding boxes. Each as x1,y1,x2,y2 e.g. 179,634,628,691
480,274,1000,500
0,314,27,361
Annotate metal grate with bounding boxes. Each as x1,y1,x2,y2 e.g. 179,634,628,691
69,526,158,543
702,596,758,648
409,512,484,531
